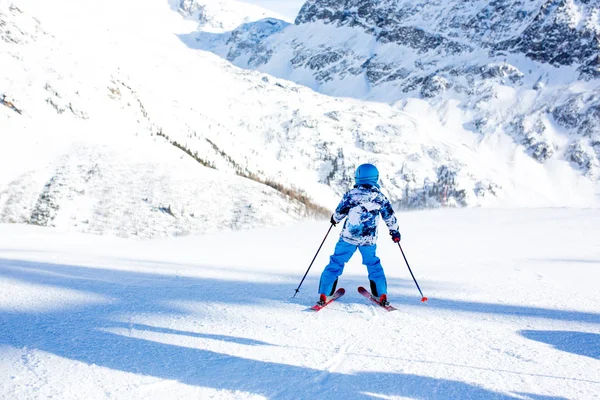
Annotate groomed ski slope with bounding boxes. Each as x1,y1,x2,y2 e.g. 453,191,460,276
1,208,599,399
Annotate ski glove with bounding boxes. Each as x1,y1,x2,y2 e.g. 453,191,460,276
390,230,401,243
330,215,337,226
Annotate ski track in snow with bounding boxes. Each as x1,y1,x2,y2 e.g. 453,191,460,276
1,208,600,399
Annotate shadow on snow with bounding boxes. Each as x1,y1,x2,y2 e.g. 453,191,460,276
0,258,597,399
386,294,600,325
520,330,600,360
513,394,569,400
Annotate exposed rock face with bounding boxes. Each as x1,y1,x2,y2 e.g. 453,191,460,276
296,0,600,78
292,0,600,84
495,0,600,78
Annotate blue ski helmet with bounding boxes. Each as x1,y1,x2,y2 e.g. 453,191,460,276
355,163,379,187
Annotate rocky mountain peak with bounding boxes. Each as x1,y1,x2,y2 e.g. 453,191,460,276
296,0,600,78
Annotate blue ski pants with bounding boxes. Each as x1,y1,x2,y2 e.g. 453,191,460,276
318,238,387,296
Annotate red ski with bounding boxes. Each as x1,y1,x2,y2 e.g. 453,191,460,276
358,286,397,311
310,288,345,311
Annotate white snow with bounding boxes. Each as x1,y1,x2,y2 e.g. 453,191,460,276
1,208,599,399
1,2,600,397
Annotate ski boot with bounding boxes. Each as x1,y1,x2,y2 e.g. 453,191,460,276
378,294,390,307
316,293,328,306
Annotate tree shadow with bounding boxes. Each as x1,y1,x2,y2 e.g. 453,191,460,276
520,330,600,360
109,322,274,346
0,258,286,308
386,294,600,325
3,257,599,324
514,394,569,400
528,258,600,265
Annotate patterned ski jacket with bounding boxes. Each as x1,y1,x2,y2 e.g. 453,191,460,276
332,184,399,246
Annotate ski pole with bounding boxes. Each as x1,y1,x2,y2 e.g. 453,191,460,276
397,243,428,303
293,224,334,297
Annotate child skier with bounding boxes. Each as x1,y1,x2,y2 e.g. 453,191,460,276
317,163,400,306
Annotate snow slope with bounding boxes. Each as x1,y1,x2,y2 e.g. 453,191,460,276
1,208,599,399
1,0,338,238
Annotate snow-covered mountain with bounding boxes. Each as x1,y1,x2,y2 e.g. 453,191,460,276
1,0,598,239
192,0,600,182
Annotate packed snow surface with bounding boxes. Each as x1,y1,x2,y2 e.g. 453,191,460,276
1,208,599,399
